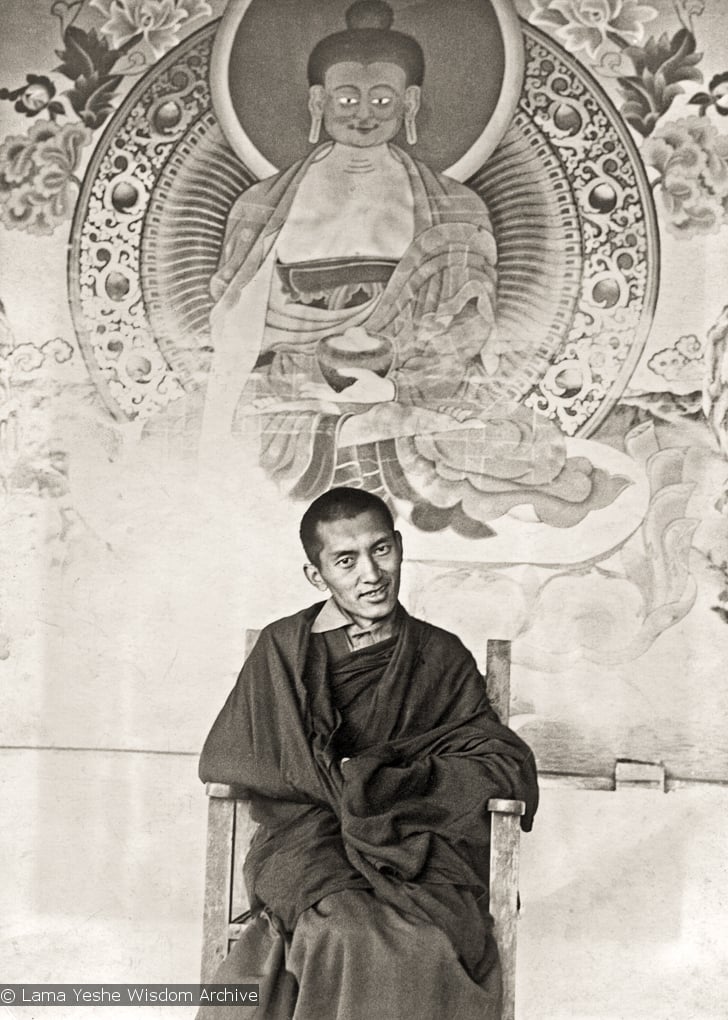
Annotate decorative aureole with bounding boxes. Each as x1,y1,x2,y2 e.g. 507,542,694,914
69,7,658,446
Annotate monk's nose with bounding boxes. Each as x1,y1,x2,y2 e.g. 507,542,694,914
359,555,381,583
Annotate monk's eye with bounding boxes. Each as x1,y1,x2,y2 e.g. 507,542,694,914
338,96,358,107
337,557,354,568
372,97,392,107
374,544,390,556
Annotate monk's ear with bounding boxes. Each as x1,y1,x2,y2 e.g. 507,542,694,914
308,85,325,119
394,530,403,557
303,562,328,592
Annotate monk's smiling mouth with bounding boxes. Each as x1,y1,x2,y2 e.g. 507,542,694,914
360,583,388,600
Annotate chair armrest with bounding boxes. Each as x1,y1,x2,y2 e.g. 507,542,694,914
487,798,526,816
206,788,524,811
205,782,249,800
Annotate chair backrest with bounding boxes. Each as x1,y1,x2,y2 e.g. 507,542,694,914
484,639,512,723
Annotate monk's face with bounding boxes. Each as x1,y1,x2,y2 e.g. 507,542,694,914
304,509,402,627
309,61,420,148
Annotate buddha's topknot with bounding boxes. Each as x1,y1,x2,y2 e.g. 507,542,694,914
345,0,395,31
308,0,424,87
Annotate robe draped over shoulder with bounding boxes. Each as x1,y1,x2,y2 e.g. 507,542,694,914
209,146,497,313
198,604,538,1018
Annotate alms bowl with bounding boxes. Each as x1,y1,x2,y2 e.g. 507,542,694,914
317,331,393,393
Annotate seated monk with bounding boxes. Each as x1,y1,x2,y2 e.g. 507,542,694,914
200,0,627,534
197,487,539,1020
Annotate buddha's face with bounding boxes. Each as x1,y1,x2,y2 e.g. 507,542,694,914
310,61,420,148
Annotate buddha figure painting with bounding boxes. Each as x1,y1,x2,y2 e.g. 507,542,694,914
192,0,637,543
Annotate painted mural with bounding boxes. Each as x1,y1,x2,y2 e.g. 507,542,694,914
1,0,728,787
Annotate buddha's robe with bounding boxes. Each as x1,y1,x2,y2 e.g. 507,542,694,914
204,144,629,530
197,603,538,1019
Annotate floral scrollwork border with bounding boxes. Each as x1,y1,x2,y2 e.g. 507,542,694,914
521,26,659,435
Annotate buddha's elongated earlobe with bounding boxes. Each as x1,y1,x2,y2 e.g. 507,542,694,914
404,84,420,146
309,113,322,144
308,85,325,144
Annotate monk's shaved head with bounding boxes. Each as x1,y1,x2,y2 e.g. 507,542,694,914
300,487,395,566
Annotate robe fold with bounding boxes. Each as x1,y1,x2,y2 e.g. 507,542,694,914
198,603,538,1019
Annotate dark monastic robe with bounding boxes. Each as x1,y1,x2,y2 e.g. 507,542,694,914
198,604,538,1018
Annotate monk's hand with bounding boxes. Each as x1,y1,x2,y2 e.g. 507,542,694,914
300,369,395,404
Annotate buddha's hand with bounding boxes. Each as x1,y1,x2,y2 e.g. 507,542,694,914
300,369,395,404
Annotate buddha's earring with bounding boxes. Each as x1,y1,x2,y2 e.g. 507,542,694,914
309,114,322,144
405,114,417,146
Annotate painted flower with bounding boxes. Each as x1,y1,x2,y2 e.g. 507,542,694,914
690,72,728,118
661,168,724,235
529,0,658,61
643,117,728,238
681,0,704,17
0,120,91,235
90,0,212,58
21,76,56,114
711,73,728,116
0,75,63,119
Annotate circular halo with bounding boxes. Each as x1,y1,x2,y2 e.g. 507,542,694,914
210,0,525,180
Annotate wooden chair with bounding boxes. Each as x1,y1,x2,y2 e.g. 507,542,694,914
201,635,526,1020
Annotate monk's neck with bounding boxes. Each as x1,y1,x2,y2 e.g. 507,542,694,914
322,143,401,176
343,602,402,638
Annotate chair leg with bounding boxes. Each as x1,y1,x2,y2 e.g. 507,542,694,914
201,796,236,983
488,801,524,1020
